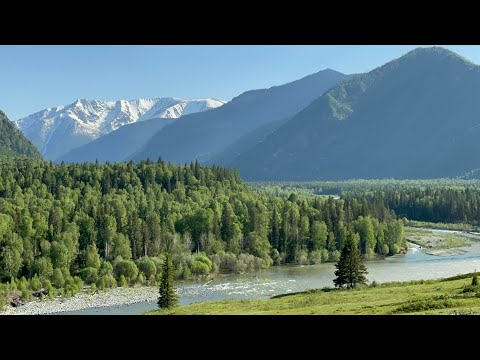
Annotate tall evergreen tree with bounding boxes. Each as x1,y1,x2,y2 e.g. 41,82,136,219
333,232,368,289
158,253,178,309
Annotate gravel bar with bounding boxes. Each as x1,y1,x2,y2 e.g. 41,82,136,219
1,286,159,315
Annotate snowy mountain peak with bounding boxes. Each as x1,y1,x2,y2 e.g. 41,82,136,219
16,97,226,160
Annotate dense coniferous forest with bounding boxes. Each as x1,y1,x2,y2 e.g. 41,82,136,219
0,159,405,305
252,180,480,226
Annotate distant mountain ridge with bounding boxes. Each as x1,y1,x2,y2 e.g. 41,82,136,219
232,47,480,180
16,97,225,160
132,69,350,164
0,111,42,159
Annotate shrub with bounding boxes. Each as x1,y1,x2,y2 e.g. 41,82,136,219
119,275,128,287
270,249,280,265
43,280,56,300
90,283,97,294
294,249,308,265
52,268,65,288
80,267,98,284
191,261,210,275
33,257,54,279
320,249,330,263
136,257,157,280
472,274,479,286
17,277,29,292
21,288,32,301
308,250,323,265
30,276,41,291
114,259,139,283
99,260,114,276
64,276,83,297
329,250,341,262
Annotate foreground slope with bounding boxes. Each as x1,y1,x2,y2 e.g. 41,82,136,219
234,47,480,180
133,69,349,164
149,273,480,315
0,111,41,159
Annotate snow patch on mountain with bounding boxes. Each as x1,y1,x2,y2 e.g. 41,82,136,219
16,97,225,160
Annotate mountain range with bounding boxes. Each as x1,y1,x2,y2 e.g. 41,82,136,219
16,97,225,160
11,46,480,181
232,47,480,180
132,69,350,164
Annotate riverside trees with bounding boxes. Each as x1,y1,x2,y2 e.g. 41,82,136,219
0,158,404,291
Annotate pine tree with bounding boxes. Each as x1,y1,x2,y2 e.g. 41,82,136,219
157,253,178,309
333,232,368,289
472,273,479,286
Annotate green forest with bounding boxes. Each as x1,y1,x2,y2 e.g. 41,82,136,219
253,180,480,226
0,159,405,306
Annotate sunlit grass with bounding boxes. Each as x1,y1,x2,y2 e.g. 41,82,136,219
147,273,480,315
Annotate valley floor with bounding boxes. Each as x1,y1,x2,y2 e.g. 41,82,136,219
147,273,480,315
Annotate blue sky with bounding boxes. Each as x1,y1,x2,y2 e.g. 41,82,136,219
1,45,479,119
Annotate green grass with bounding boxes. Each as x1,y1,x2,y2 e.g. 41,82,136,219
147,273,480,315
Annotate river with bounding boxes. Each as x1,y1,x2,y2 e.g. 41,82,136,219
58,242,480,315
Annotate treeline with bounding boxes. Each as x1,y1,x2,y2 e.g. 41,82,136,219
342,187,480,226
253,180,480,226
250,179,480,197
0,159,405,300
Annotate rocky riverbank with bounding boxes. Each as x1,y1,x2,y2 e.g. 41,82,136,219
0,286,159,315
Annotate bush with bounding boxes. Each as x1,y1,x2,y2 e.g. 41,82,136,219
30,276,41,291
136,258,157,279
472,274,479,286
270,249,281,265
99,260,114,276
119,275,128,287
191,261,210,275
80,267,99,284
64,276,83,297
463,284,477,293
308,250,323,265
114,259,139,283
90,283,97,294
149,257,164,276
294,249,308,265
382,244,390,256
137,273,145,285
17,277,29,292
33,257,54,279
21,288,32,301
329,250,341,262
43,280,56,300
104,274,117,288
320,249,330,263
52,268,65,288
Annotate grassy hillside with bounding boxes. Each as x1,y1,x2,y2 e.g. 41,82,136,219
148,273,480,315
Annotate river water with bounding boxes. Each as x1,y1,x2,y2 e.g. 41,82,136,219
59,243,480,315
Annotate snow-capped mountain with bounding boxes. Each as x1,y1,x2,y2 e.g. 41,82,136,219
16,97,226,160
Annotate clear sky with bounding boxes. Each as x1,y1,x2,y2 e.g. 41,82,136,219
1,45,479,120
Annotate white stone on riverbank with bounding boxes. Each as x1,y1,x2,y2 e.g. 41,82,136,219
0,286,159,315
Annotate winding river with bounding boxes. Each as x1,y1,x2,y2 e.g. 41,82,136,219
58,242,480,315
